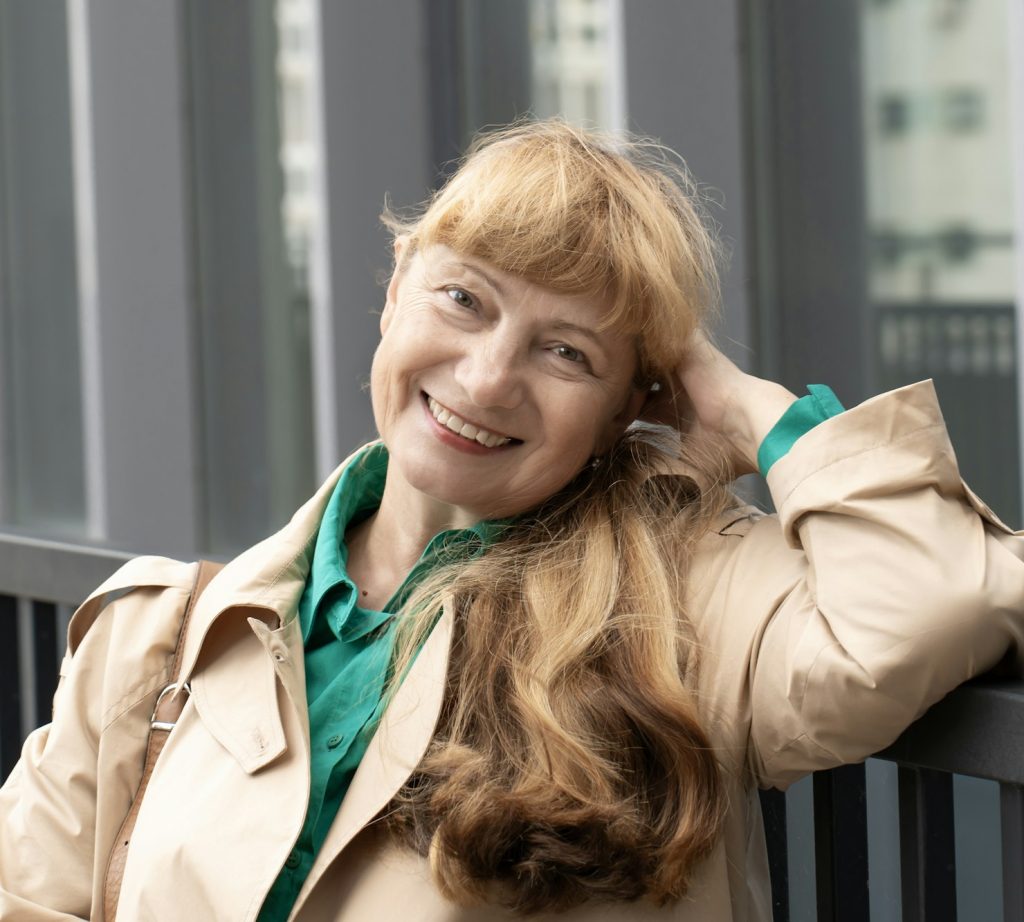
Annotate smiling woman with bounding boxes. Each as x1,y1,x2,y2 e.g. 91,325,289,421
3,119,1024,922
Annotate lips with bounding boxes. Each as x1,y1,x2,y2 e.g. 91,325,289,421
425,394,517,448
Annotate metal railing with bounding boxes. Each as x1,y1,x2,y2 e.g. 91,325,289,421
1,531,1022,921
759,679,1024,922
0,530,132,778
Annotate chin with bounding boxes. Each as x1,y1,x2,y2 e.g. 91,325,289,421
398,454,485,506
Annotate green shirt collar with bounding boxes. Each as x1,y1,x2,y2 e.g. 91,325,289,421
302,442,510,642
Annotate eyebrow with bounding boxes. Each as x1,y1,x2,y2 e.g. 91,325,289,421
444,259,508,299
548,320,609,354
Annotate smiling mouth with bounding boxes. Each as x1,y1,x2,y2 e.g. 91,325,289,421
424,394,519,448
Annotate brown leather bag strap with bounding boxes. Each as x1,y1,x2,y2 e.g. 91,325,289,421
102,559,224,922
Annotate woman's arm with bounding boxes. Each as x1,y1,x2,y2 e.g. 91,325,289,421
0,708,98,919
680,367,1024,788
642,329,800,477
0,560,194,919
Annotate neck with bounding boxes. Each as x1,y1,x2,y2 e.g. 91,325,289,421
344,465,479,607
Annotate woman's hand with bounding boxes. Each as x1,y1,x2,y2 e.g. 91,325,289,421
641,329,798,478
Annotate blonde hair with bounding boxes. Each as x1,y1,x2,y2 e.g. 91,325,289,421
379,119,738,913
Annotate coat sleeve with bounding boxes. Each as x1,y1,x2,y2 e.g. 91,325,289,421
0,558,195,920
692,379,1024,790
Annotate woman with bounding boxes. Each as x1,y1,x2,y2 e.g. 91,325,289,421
2,119,1023,921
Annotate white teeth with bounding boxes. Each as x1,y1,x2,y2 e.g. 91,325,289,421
426,396,511,448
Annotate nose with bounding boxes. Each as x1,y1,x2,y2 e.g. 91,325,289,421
453,330,525,410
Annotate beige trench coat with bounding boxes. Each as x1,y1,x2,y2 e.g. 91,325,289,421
2,380,1024,921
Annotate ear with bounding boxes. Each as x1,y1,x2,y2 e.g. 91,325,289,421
381,236,411,335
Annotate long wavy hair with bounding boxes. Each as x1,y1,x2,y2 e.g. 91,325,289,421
378,119,739,914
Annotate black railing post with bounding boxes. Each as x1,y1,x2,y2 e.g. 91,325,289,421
814,763,870,922
31,600,59,725
0,594,23,780
760,788,790,922
899,766,957,922
1001,783,1024,922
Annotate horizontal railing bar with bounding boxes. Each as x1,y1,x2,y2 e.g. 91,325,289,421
878,679,1024,784
0,531,133,607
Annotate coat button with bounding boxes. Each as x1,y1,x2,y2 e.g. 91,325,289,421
327,734,344,750
285,849,301,870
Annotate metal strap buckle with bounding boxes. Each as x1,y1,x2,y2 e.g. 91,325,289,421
151,681,191,731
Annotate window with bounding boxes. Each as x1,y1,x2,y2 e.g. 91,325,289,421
878,93,911,135
942,86,984,133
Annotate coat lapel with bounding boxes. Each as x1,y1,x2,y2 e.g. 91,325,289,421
292,608,454,912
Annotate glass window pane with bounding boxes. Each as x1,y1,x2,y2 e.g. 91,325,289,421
528,0,615,127
0,2,86,537
862,0,1019,525
749,0,1020,528
432,0,621,175
184,0,315,555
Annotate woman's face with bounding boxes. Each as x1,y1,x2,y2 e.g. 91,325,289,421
370,245,646,520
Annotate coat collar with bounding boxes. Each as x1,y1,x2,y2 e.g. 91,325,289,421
176,446,367,687
167,448,359,777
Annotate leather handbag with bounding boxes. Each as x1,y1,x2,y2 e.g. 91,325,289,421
102,559,224,921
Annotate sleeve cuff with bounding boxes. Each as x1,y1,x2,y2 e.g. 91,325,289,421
757,384,845,478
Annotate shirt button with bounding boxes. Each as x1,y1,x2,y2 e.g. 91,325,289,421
327,734,344,750
285,849,301,870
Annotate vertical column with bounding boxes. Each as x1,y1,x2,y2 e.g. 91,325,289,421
740,0,869,402
621,0,752,369
67,0,199,556
310,0,433,478
1010,0,1024,523
605,0,627,133
0,2,85,533
183,0,316,552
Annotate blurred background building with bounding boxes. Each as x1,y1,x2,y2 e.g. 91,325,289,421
0,1,1022,919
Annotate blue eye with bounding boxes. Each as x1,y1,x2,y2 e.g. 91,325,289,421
554,344,585,364
446,288,474,309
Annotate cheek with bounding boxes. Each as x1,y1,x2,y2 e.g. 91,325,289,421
369,329,434,440
544,397,606,461
369,344,399,438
